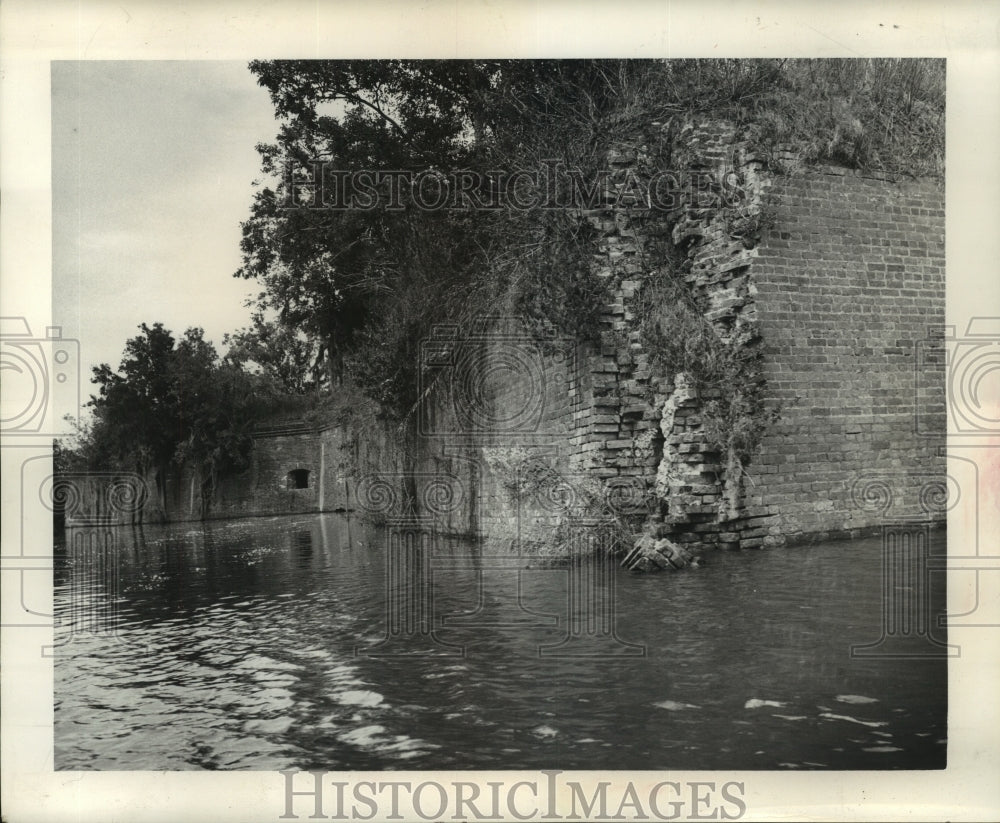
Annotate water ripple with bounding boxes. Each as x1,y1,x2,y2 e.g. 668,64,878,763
54,515,947,770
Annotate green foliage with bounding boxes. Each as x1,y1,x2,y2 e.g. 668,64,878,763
484,449,638,557
570,58,945,177
238,58,944,428
224,310,327,393
53,436,85,475
635,270,777,468
238,60,659,418
65,323,286,492
744,59,945,177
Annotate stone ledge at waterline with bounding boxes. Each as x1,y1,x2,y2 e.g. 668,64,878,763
622,526,704,574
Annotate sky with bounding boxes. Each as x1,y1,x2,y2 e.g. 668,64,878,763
52,61,281,405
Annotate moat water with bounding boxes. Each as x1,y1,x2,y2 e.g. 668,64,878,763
54,513,947,770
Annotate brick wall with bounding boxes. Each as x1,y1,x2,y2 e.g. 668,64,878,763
501,122,946,551
96,122,945,551
562,121,775,549
740,169,946,545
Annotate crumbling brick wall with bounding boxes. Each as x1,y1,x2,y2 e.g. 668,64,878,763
110,122,945,550
563,120,945,550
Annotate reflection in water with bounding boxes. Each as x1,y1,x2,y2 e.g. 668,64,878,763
54,514,947,770
291,530,313,567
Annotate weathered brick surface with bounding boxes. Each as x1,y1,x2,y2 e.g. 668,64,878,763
741,169,946,544
562,121,773,548
118,126,945,551
557,127,945,550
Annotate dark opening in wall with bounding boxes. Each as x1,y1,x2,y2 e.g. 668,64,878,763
287,469,310,490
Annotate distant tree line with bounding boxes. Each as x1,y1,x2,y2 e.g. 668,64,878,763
58,322,315,497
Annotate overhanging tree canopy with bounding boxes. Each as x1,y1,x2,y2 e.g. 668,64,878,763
237,59,945,419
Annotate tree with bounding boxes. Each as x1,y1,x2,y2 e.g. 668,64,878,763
237,59,945,422
223,309,328,394
237,60,640,417
86,322,180,474
71,324,264,506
